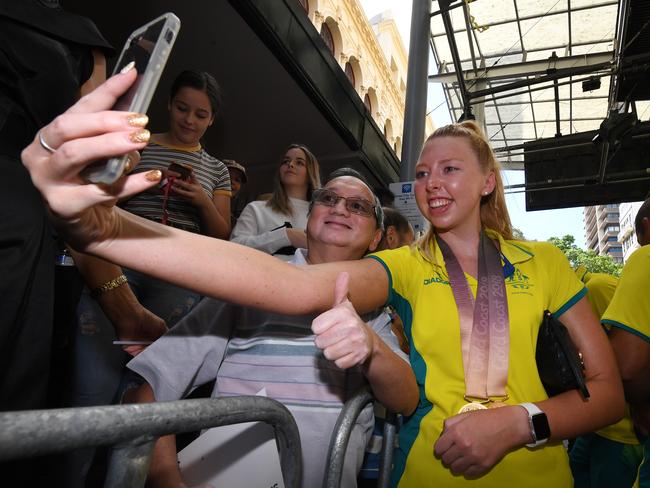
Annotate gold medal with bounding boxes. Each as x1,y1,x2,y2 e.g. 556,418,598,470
458,402,488,414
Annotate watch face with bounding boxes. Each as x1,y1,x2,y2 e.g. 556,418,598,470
532,413,551,440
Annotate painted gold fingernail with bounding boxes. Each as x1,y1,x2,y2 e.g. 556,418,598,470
123,156,133,174
120,61,136,74
129,129,150,143
145,170,162,182
127,114,148,127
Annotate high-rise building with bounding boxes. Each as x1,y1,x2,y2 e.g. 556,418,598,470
583,204,623,263
618,201,643,261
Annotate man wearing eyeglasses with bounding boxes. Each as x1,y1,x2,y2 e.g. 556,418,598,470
125,168,417,488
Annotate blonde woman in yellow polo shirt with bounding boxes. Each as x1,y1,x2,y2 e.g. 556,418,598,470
24,72,625,487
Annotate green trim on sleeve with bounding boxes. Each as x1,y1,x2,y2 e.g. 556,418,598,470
365,255,393,307
553,286,588,318
601,320,650,343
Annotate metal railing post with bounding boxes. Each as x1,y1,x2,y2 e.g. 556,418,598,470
377,412,398,488
0,396,302,488
322,387,374,488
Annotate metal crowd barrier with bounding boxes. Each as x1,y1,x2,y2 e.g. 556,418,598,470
323,387,398,488
0,396,302,488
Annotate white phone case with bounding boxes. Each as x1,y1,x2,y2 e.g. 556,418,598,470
83,12,180,184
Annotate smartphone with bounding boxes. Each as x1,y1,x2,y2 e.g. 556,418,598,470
167,162,192,180
82,13,181,184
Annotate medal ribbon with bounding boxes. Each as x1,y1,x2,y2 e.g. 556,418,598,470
437,231,510,400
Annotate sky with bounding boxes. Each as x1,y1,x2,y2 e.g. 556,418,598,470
359,0,587,247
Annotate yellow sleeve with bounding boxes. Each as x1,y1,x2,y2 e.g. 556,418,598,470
367,246,417,307
583,273,618,319
539,242,587,317
602,246,650,341
213,189,232,197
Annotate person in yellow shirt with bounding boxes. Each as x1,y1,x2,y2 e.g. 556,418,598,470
602,198,650,488
23,72,626,487
570,266,643,487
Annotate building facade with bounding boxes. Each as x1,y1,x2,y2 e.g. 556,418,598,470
298,0,434,160
583,204,623,263
618,201,643,261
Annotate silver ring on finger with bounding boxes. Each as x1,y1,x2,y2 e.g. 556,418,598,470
38,131,57,153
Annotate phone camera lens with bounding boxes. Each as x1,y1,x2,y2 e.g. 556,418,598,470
165,29,174,43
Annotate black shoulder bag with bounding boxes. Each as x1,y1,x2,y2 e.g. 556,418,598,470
536,310,590,398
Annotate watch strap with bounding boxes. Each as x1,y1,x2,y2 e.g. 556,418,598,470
519,402,549,447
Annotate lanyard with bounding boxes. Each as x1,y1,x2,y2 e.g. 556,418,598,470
161,175,177,226
437,231,510,401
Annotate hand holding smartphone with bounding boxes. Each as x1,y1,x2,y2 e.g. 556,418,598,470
167,162,193,181
82,13,181,184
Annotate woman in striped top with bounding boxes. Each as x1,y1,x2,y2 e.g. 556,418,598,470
121,70,231,237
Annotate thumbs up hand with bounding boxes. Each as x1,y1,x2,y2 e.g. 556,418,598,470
311,272,375,369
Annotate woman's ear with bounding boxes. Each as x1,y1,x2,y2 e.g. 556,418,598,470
482,171,496,196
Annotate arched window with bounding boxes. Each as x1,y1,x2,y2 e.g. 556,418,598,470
320,23,334,54
298,0,309,14
364,93,372,113
384,119,393,141
344,62,355,87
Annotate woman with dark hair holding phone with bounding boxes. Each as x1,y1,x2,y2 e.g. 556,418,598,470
121,69,231,238
70,70,231,471
230,143,320,260
25,71,625,487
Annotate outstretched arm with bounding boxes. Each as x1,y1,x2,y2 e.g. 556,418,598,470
22,69,388,316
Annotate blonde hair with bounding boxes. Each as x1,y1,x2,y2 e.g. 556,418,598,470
268,144,321,216
416,121,513,258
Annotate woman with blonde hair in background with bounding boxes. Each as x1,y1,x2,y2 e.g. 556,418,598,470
230,143,320,260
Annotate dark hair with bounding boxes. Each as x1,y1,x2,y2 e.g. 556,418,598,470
170,70,222,115
635,197,650,240
383,207,411,235
311,167,385,230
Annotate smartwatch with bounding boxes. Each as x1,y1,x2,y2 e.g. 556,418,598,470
519,403,550,447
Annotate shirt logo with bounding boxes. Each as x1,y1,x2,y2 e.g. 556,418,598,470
505,268,533,289
424,271,449,286
423,267,533,290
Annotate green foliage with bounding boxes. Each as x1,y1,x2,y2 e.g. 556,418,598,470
512,227,526,240
548,235,623,277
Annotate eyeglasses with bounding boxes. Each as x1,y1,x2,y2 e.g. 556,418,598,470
312,189,376,217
